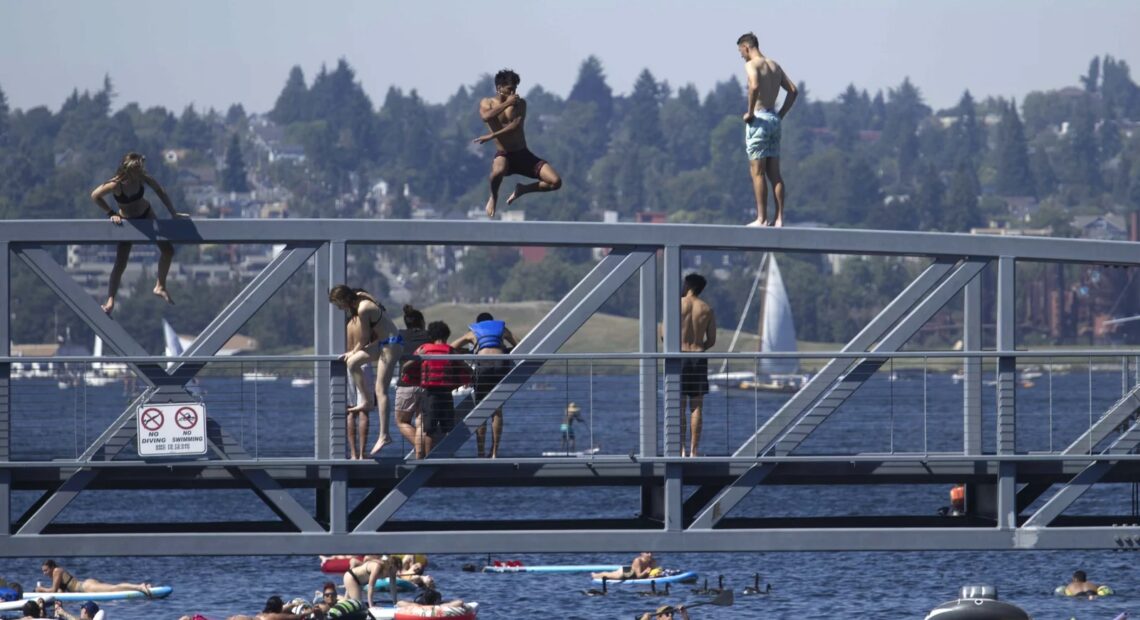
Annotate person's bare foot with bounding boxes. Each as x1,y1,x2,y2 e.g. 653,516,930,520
369,434,393,455
485,196,496,218
746,218,768,227
506,183,523,206
347,401,374,415
153,286,174,305
773,217,784,228
101,299,115,314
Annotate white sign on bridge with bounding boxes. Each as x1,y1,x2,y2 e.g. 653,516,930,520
136,402,207,457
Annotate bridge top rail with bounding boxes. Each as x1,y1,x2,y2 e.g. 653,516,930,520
2,219,1137,265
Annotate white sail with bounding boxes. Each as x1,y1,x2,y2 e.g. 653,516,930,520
163,319,183,370
760,256,798,375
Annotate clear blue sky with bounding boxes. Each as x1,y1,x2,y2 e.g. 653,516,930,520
2,0,1138,113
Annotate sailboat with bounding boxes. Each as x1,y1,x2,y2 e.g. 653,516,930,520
164,319,204,398
709,254,805,393
83,335,128,387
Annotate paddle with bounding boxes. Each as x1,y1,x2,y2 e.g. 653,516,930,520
634,590,734,617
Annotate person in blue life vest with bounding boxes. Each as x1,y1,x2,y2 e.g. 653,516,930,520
451,313,518,458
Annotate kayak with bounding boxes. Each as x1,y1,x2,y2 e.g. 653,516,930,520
370,602,479,619
483,564,620,574
592,571,698,586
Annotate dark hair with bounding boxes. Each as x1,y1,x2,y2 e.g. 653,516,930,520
683,273,707,296
415,589,442,605
263,595,285,613
403,305,425,330
476,312,494,322
22,601,39,617
1074,570,1087,582
80,601,100,617
427,321,451,342
329,285,383,316
737,32,759,48
114,152,147,182
321,581,337,592
494,69,520,88
42,560,58,570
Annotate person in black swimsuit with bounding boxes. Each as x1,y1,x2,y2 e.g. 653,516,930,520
35,559,152,596
90,152,189,314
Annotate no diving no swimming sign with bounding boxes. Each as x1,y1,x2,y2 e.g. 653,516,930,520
136,402,207,457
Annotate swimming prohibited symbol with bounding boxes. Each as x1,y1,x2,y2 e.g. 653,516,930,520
175,407,199,430
140,408,164,431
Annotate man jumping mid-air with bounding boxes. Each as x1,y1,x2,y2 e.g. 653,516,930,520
474,69,562,217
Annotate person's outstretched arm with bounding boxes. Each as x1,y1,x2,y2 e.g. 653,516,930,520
143,174,189,218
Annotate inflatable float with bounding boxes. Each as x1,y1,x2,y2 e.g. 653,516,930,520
369,602,479,620
924,585,1029,620
17,586,172,602
1054,584,1114,597
483,564,620,574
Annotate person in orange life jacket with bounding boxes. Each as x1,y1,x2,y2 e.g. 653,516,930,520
417,322,472,455
396,305,432,458
451,312,518,458
950,483,965,515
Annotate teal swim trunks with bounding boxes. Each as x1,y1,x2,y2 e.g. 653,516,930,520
745,110,782,160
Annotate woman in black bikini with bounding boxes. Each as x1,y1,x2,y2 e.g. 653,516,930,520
35,559,152,596
329,285,403,456
90,152,189,314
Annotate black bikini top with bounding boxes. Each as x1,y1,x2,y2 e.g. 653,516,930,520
114,181,146,204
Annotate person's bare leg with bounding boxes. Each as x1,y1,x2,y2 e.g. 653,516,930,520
765,157,785,227
506,164,562,205
485,157,508,217
689,395,704,457
153,241,175,305
489,409,503,458
370,344,401,455
396,409,418,449
346,410,359,459
679,396,690,457
103,242,132,314
345,351,374,414
748,160,768,226
356,409,370,460
474,423,487,457
79,579,151,596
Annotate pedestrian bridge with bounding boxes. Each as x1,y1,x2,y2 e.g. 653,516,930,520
1,218,1139,556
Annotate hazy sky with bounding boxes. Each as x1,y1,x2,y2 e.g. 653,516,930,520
2,0,1138,114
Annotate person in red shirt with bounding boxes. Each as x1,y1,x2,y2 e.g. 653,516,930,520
416,322,471,455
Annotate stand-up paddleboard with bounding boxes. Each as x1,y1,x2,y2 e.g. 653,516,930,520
540,448,601,457
592,571,698,586
16,586,172,602
483,564,620,574
369,601,479,619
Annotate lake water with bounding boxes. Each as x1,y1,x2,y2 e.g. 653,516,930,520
2,368,1138,619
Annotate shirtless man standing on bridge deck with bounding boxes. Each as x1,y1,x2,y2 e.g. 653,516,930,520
739,32,797,227
680,273,715,456
475,69,563,218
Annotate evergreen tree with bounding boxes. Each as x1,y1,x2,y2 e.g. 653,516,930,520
660,84,707,170
1030,148,1057,197
0,83,9,143
913,162,945,230
625,69,665,148
703,76,744,124
943,163,982,232
225,104,247,127
221,133,249,193
271,66,309,125
832,84,861,150
994,99,1035,196
568,56,613,126
172,104,212,151
1081,56,1100,93
948,90,984,168
1067,101,1101,192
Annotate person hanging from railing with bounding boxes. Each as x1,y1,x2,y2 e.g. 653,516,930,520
89,152,190,314
417,321,472,456
451,312,518,458
328,285,403,457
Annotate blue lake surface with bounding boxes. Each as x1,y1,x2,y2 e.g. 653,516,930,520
3,369,1138,619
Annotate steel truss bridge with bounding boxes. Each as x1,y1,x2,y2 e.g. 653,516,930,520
1,219,1139,557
